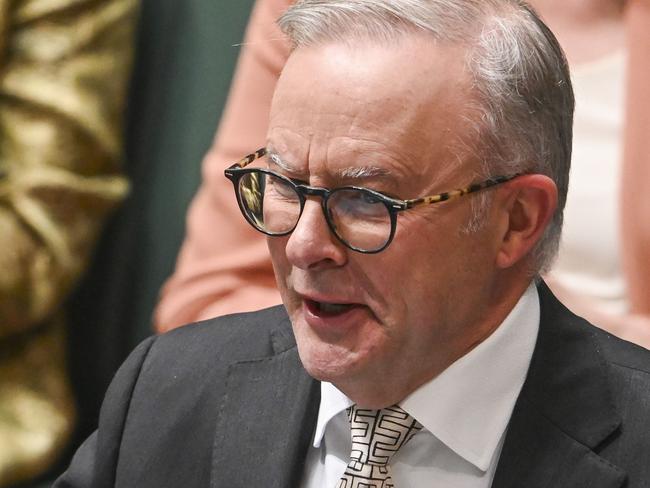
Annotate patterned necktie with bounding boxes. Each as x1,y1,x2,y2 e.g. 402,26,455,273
337,404,423,488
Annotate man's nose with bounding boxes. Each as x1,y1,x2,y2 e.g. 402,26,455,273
285,199,347,270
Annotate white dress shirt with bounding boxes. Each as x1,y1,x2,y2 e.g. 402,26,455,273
300,283,540,487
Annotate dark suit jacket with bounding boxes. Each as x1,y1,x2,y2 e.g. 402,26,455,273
55,284,650,487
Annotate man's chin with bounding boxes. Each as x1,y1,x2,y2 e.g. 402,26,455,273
289,304,390,389
294,339,362,385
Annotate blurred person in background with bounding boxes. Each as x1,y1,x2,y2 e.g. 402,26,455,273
153,0,290,326
621,0,650,345
0,0,137,486
533,0,650,348
155,0,650,348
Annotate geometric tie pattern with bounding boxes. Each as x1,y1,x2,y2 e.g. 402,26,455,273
337,405,423,488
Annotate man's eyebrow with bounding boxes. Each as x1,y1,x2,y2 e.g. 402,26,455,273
338,166,394,180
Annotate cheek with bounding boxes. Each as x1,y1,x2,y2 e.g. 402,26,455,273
383,217,472,319
360,241,440,328
267,237,291,291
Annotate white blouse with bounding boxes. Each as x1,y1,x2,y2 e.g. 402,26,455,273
550,51,629,315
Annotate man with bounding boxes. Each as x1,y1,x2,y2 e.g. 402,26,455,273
56,1,650,487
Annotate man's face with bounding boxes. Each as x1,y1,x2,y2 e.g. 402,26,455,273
267,36,506,407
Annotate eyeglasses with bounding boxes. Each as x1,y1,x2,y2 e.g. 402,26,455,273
224,148,518,254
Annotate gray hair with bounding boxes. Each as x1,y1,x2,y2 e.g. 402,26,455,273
278,0,574,273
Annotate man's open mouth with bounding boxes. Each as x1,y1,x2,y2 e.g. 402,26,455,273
305,299,359,317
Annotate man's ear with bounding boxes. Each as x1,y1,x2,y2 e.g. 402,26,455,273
495,174,558,269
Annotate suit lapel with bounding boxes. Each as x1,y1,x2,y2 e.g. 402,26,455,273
210,320,320,488
492,283,625,488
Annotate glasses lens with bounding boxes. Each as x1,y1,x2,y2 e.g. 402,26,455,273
328,188,392,252
238,171,301,234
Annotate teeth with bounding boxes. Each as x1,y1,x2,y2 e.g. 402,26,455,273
319,302,353,314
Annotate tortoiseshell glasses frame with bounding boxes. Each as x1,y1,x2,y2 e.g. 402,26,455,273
224,148,519,254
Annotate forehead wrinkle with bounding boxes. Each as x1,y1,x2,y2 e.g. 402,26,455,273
325,135,418,181
266,148,304,176
267,143,398,182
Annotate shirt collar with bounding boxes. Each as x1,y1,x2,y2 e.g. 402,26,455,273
313,381,353,448
312,283,540,471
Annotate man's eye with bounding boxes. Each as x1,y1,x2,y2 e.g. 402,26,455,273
268,179,296,199
357,192,382,204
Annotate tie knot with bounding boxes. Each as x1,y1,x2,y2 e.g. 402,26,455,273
346,404,422,467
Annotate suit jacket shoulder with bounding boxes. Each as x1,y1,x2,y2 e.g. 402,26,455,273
493,283,650,488
590,326,650,482
55,305,319,488
595,324,650,374
147,304,295,371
